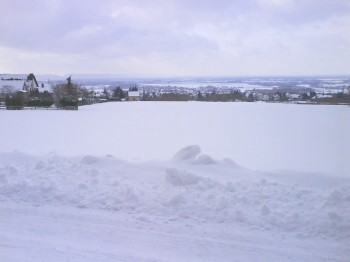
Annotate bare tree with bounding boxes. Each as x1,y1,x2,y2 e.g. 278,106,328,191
53,77,80,109
0,85,16,102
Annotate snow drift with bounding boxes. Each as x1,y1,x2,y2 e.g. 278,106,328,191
1,146,349,240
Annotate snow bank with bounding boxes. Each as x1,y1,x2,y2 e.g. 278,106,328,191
1,146,349,240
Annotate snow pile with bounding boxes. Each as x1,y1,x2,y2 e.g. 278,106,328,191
172,145,216,165
1,146,349,240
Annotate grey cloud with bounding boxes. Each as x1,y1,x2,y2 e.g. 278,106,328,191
0,0,220,56
0,0,349,75
1,0,348,51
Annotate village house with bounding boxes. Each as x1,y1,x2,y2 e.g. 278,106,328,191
0,73,54,96
0,73,40,103
128,91,140,101
0,73,39,93
0,73,55,108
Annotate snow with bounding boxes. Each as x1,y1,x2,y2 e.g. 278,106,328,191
1,102,349,176
0,74,28,91
0,102,349,261
37,82,53,93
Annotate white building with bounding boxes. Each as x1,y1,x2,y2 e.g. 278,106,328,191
128,91,140,101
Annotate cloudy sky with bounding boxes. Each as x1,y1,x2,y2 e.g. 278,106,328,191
0,0,349,76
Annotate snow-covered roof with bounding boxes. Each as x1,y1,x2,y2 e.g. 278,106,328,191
317,94,332,98
287,94,300,99
128,91,140,97
37,82,53,93
0,80,25,92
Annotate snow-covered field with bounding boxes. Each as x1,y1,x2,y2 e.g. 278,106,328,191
1,102,349,261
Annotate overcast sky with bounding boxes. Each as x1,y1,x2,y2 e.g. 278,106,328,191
0,0,349,76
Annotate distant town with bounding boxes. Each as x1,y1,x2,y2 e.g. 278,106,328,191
1,73,350,110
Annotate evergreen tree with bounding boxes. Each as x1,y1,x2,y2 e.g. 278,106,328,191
197,91,203,101
129,86,138,91
113,86,125,101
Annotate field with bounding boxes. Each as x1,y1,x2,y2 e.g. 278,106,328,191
1,102,350,261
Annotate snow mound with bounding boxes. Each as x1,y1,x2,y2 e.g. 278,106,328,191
172,145,216,165
0,151,349,240
172,145,201,161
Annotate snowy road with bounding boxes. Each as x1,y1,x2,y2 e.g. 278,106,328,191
1,203,348,262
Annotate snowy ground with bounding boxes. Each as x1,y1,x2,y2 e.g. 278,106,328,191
0,102,349,261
